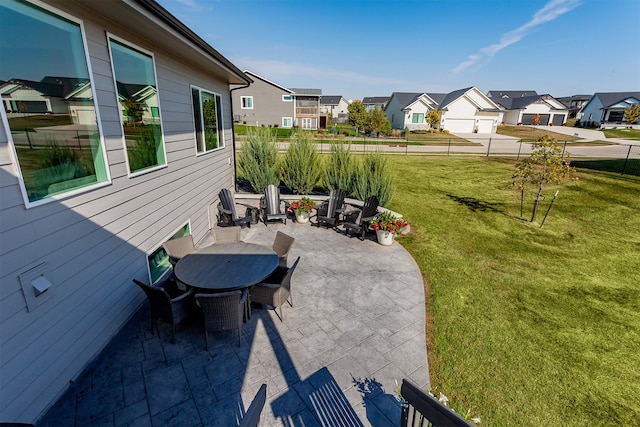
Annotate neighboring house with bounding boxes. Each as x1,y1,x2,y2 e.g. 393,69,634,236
434,87,503,133
231,70,295,128
0,0,249,424
579,92,640,126
290,88,322,130
490,93,569,126
384,87,503,133
362,96,390,112
320,95,350,123
0,79,75,114
231,72,322,129
557,94,591,119
384,92,439,131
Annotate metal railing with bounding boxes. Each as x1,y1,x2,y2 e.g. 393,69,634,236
400,379,473,427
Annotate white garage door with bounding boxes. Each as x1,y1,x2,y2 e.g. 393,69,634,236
476,119,494,134
444,119,474,133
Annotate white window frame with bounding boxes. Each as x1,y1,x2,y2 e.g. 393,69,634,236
412,113,425,124
241,96,253,109
107,33,167,178
301,118,313,129
1,0,111,208
282,95,293,102
282,117,293,128
191,85,225,155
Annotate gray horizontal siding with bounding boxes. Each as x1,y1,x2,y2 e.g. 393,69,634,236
0,0,240,422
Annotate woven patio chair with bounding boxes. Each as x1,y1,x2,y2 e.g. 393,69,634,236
260,184,288,226
238,383,267,427
162,235,195,267
133,278,194,343
217,188,254,228
272,231,295,267
343,196,379,240
250,256,300,321
195,290,247,348
211,225,241,244
314,188,346,229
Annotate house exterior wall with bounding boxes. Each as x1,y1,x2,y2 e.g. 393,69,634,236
386,97,430,131
0,1,241,423
580,96,604,123
503,102,567,126
440,93,503,133
384,96,406,129
231,76,294,127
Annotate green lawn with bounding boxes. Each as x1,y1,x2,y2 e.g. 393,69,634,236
497,125,580,141
602,128,640,140
388,156,640,426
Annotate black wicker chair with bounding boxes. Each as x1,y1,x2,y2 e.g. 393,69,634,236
132,278,194,343
314,188,346,229
272,231,295,267
195,290,247,348
260,184,288,226
343,196,379,240
250,257,300,321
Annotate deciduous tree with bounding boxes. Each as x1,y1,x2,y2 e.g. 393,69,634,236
512,136,576,223
366,106,391,136
426,108,441,130
347,100,367,134
624,103,640,124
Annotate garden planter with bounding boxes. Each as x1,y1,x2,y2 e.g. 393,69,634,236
295,212,310,223
376,230,395,246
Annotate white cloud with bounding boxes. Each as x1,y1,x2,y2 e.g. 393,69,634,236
453,0,581,73
176,0,198,7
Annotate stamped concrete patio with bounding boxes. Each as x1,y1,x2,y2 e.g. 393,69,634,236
38,221,428,426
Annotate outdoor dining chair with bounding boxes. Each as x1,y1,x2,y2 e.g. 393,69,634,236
314,188,346,229
132,278,194,343
195,290,247,348
217,188,255,228
343,195,380,240
260,184,288,226
211,226,241,244
238,383,267,427
250,256,300,321
272,231,295,267
162,235,195,267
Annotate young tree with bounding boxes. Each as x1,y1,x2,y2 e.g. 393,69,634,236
624,103,640,124
426,108,441,130
347,100,367,134
512,136,576,223
366,106,391,136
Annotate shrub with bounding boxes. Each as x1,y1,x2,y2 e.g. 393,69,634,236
237,127,279,193
280,131,321,194
324,140,355,193
353,151,395,206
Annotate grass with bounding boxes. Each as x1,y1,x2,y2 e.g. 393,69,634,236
8,114,73,131
602,128,640,140
497,125,580,141
387,156,640,426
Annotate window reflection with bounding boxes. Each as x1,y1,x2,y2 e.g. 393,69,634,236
109,38,165,173
0,0,108,204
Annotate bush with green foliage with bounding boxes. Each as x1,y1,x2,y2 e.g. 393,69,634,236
353,151,395,206
280,131,321,194
237,127,279,193
128,125,160,172
324,141,356,193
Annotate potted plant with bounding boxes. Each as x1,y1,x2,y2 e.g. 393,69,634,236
288,197,316,223
371,211,408,245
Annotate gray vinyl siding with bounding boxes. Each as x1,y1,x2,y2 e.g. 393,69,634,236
0,1,238,422
232,77,294,126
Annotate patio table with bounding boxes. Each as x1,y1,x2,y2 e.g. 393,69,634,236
174,242,278,292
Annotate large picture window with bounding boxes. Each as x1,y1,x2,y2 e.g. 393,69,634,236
108,37,166,174
0,0,109,205
191,87,223,153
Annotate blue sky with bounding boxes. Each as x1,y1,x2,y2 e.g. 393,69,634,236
157,0,640,100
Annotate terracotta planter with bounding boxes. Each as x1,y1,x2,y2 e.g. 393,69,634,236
376,230,395,246
295,211,310,223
